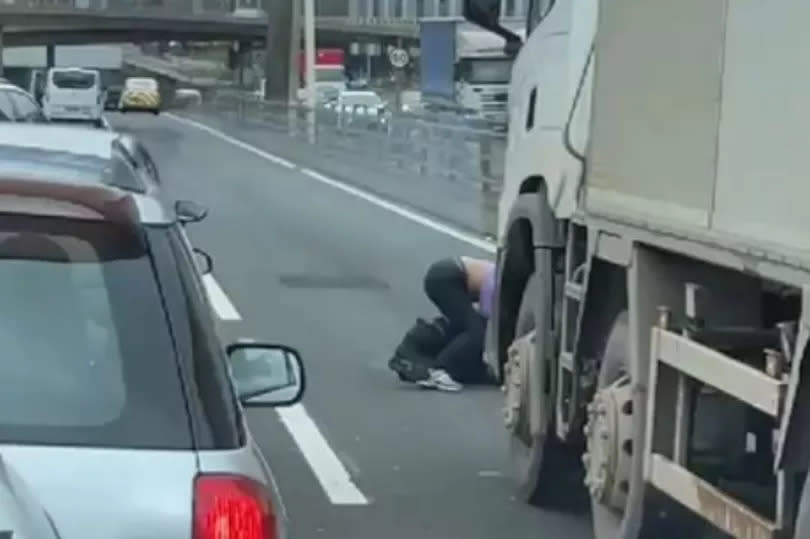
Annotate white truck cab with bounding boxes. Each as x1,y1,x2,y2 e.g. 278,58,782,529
466,0,810,537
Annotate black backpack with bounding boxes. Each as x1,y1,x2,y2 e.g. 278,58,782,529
395,316,451,359
389,316,453,381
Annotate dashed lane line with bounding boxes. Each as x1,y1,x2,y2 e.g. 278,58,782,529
202,275,370,506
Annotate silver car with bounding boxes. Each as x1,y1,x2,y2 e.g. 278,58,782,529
0,456,60,539
0,123,304,539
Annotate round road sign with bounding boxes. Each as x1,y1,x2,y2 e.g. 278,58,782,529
388,48,410,69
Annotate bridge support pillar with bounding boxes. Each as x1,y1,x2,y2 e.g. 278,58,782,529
264,0,296,102
0,26,4,77
46,45,54,69
236,41,250,88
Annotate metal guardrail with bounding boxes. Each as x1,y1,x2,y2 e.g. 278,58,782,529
191,91,506,237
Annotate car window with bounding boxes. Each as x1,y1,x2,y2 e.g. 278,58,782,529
126,78,157,92
109,152,146,193
51,70,97,90
0,93,16,121
131,143,159,184
167,227,243,448
7,91,46,123
0,215,192,449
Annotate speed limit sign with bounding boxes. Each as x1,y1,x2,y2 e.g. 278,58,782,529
388,47,410,69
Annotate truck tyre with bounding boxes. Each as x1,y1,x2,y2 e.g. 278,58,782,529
507,272,580,507
792,469,810,537
586,311,636,538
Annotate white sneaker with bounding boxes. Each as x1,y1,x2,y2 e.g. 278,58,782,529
417,369,463,392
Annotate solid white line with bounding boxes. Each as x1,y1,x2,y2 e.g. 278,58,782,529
276,404,369,505
166,113,297,169
202,274,242,320
200,274,369,505
166,112,496,253
299,168,496,253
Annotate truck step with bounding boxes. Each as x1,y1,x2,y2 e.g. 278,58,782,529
646,453,778,539
560,351,574,371
564,281,584,302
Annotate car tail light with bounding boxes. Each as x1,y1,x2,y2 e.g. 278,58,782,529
193,474,278,539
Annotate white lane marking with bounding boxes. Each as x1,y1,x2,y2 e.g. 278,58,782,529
200,275,370,506
166,113,296,169
166,112,496,253
202,274,242,320
300,168,496,253
276,404,369,505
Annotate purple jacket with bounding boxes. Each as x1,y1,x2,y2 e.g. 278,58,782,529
479,264,496,319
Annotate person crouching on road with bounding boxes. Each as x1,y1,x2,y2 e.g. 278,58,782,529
390,256,495,392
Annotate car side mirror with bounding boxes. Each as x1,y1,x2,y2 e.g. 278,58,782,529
227,342,306,407
175,199,208,224
193,247,213,275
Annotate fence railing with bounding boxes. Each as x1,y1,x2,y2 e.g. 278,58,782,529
185,90,506,238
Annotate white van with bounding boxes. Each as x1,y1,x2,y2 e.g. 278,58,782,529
42,67,104,126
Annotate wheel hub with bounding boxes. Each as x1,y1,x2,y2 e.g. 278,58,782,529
582,376,634,511
503,330,535,433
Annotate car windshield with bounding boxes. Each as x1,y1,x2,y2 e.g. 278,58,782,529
340,93,383,108
0,215,191,449
466,58,513,84
51,70,97,90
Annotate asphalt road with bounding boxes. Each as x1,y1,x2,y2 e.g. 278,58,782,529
109,112,592,539
175,104,502,238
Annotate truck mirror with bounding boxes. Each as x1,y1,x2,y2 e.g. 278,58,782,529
462,0,524,55
462,0,501,28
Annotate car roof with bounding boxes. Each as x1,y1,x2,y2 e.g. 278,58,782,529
0,82,30,93
0,124,172,225
49,66,98,73
125,77,157,84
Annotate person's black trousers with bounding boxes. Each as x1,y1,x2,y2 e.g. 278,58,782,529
423,258,490,383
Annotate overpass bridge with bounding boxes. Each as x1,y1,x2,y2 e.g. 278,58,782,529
0,0,526,45
0,1,421,46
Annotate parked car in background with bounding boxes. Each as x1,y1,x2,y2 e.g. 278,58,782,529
0,122,306,539
0,82,48,123
173,88,202,109
119,77,161,115
41,67,104,127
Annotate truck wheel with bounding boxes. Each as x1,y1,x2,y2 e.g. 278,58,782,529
585,313,724,539
506,272,580,507
584,311,636,538
792,470,810,537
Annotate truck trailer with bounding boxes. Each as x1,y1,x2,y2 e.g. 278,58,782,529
463,0,810,537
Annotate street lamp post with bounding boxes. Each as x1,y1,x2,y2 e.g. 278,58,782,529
303,0,316,143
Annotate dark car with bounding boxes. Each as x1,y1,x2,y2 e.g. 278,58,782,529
0,123,306,539
104,85,122,111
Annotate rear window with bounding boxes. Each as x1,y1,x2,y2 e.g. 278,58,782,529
126,79,157,91
51,70,97,90
0,215,191,449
